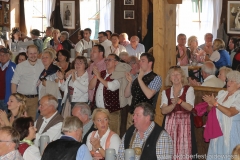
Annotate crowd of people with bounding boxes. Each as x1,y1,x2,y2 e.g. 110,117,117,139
0,26,240,160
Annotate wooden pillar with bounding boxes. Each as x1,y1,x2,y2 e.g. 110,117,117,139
153,0,176,126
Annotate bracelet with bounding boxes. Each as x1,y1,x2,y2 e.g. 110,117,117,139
213,102,218,107
96,146,102,152
177,99,183,105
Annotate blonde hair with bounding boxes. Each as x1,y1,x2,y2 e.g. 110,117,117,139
42,48,56,59
165,67,188,86
92,108,110,121
187,36,198,47
213,38,225,50
52,29,60,34
219,66,232,76
10,93,27,118
232,144,240,160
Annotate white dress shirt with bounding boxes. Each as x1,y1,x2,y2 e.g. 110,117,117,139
75,39,94,54
125,43,145,58
11,59,44,95
0,60,10,71
100,39,112,55
86,128,121,153
95,71,120,108
160,86,195,107
34,111,63,147
104,44,126,57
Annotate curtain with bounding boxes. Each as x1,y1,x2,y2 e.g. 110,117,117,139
24,0,33,36
45,0,56,27
99,0,114,32
212,0,222,39
176,0,222,45
80,0,114,39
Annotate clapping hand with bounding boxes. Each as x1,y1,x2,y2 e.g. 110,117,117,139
72,71,76,82
171,98,178,106
202,93,216,107
56,71,64,80
90,136,101,151
138,68,144,80
92,66,100,79
0,110,9,126
125,72,132,83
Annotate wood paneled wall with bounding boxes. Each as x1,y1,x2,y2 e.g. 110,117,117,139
114,0,142,40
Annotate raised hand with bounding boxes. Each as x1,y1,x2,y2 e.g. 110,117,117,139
125,72,132,83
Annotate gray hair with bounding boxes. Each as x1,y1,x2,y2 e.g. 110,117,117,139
135,102,155,121
227,71,240,84
61,116,83,133
73,103,91,118
42,94,58,109
60,31,69,39
201,61,216,75
204,33,213,40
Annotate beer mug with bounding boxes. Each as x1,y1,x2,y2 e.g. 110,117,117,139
105,148,117,160
125,149,135,160
39,135,50,155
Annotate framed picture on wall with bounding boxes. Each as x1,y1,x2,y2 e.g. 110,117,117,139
124,10,134,19
227,1,240,34
60,1,75,29
124,0,134,5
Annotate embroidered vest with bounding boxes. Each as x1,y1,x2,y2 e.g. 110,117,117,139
130,71,157,113
124,123,164,160
92,70,121,113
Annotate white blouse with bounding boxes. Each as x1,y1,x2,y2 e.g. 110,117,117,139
23,145,41,160
86,128,121,153
160,86,195,108
59,71,89,104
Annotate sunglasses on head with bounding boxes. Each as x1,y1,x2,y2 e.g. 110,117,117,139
0,48,9,54
169,65,181,69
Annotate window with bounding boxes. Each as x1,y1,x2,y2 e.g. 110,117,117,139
80,0,114,39
176,0,221,45
32,0,47,35
24,0,55,36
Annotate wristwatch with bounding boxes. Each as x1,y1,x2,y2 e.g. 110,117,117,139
96,146,102,152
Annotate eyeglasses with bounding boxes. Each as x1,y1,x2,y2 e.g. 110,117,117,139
104,59,116,62
0,140,13,143
169,65,181,69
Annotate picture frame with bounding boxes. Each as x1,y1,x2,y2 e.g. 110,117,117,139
60,1,75,29
124,0,134,5
124,10,134,19
227,1,240,34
